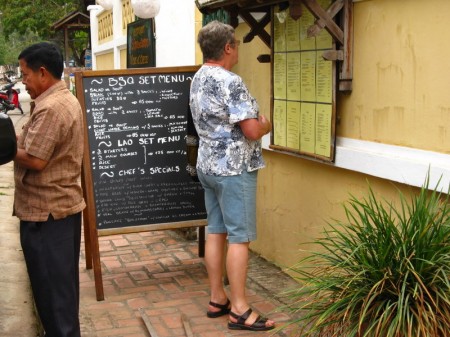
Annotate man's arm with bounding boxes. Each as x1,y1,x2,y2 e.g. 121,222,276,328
14,148,48,171
239,115,272,141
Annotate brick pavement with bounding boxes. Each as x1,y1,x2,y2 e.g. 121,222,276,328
79,229,302,337
2,89,303,337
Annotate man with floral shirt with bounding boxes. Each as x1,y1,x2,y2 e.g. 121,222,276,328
189,20,274,331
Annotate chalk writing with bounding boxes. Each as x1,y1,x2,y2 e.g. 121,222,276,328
83,69,206,230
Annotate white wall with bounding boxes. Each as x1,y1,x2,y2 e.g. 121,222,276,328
88,0,196,69
155,0,196,67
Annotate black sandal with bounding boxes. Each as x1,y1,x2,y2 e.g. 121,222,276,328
206,299,231,318
228,308,274,331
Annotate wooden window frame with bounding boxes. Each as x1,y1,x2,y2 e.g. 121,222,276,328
197,0,353,162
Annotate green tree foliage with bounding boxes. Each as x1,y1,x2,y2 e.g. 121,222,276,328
0,34,7,65
0,0,81,40
0,1,89,66
0,29,42,65
71,30,89,66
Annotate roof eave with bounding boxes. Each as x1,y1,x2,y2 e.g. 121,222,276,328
196,0,286,11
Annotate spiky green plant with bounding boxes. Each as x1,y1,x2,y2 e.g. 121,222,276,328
283,180,450,337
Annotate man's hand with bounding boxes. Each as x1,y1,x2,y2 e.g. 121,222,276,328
14,148,48,171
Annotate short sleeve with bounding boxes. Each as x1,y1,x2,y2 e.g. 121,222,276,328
226,76,259,124
25,106,64,161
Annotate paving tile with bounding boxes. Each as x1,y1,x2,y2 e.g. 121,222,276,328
2,112,303,337
78,229,302,337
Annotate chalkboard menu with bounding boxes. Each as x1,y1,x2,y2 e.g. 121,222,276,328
77,66,206,232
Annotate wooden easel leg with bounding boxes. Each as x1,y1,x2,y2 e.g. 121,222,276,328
81,160,104,301
81,173,92,270
198,226,205,257
82,210,92,269
90,227,105,301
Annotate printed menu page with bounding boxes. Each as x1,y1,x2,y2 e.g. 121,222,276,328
274,53,287,100
287,53,301,101
300,102,315,154
273,12,286,52
316,0,333,49
315,103,332,157
286,101,301,149
300,51,316,102
299,4,315,50
273,100,287,147
271,3,335,160
316,53,332,103
286,15,300,51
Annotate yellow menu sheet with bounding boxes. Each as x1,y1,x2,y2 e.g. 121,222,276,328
271,3,335,160
300,51,316,102
315,103,332,157
286,15,300,51
273,100,287,147
316,53,332,103
273,12,286,52
316,0,333,49
300,102,315,153
299,4,315,50
286,101,301,149
273,53,287,99
287,52,301,101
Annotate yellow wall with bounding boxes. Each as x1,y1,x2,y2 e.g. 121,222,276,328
253,153,416,270
194,8,204,64
233,25,272,120
228,1,442,272
338,0,450,154
95,53,114,70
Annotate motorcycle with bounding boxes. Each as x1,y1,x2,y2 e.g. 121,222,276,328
0,95,15,114
0,79,23,114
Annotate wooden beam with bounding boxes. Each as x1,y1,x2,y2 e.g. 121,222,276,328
238,9,271,47
257,54,271,63
339,0,353,92
229,7,240,28
301,0,344,44
322,49,343,61
289,0,302,20
236,0,285,9
307,0,343,38
198,226,205,257
64,28,70,66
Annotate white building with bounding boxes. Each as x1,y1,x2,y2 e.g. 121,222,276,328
88,0,199,70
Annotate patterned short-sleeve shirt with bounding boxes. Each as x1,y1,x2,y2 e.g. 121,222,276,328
189,65,265,176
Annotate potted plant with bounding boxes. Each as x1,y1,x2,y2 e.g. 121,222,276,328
281,178,450,337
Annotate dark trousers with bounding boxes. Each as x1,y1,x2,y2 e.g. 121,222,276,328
20,212,82,337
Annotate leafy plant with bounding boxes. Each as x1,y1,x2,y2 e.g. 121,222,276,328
282,179,450,337
0,29,43,66
0,0,80,40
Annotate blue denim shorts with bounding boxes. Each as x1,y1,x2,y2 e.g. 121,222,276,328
197,170,258,243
